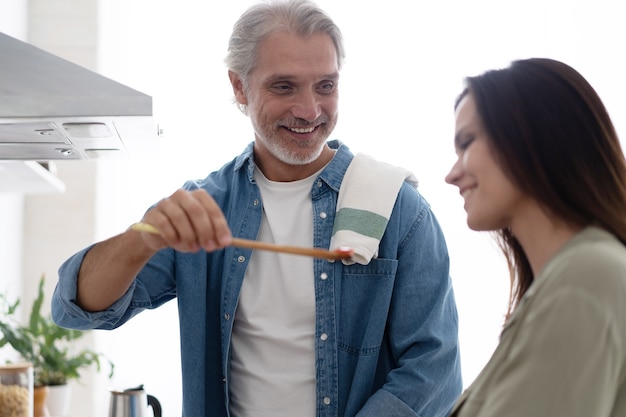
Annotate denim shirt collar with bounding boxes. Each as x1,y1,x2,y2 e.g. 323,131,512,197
233,139,354,189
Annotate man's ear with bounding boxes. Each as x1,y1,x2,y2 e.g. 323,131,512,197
228,70,248,106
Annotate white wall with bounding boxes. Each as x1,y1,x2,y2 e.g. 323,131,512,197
3,0,626,416
0,0,27,365
0,194,24,336
0,0,27,39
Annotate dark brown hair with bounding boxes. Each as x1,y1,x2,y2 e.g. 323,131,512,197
456,58,626,318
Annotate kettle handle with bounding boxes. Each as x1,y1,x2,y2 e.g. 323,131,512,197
147,394,162,417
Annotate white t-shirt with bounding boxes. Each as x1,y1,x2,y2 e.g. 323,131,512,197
229,168,317,417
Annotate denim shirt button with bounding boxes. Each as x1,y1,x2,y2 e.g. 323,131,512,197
320,333,328,341
323,397,331,405
237,256,245,263
224,313,230,321
319,211,327,219
320,272,328,280
253,199,260,206
317,180,323,188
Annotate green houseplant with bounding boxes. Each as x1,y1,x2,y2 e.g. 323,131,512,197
0,275,114,387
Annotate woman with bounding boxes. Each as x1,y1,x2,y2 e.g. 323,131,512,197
445,57,626,416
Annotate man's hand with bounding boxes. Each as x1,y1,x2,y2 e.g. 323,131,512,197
138,188,233,253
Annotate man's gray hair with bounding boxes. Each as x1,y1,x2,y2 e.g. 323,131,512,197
225,0,345,84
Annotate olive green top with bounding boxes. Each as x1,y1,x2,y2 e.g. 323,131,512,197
451,226,626,417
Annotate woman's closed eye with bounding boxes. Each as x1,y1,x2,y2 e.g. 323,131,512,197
456,135,475,152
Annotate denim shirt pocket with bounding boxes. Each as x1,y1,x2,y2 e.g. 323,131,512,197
336,257,398,355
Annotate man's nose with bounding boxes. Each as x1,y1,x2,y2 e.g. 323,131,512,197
291,89,322,121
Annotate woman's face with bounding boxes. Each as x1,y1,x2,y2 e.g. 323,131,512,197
445,94,529,231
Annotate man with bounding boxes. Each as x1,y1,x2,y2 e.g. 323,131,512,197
52,0,462,415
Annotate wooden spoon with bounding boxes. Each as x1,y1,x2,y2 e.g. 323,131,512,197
129,222,354,261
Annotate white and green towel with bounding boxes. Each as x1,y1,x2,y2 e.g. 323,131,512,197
330,153,418,265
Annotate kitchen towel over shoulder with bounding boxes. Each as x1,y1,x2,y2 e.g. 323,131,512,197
330,153,418,265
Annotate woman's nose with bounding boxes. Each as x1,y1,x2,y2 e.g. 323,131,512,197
445,158,462,185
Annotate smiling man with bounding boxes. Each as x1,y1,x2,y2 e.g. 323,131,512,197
51,1,462,416
229,31,339,178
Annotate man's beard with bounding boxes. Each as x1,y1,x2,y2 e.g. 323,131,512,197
265,136,326,165
256,116,335,165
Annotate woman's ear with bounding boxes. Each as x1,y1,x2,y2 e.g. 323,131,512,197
228,70,248,106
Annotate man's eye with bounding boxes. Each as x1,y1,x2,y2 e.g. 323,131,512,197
272,84,293,92
318,82,335,93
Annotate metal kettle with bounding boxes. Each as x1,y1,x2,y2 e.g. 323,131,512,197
109,385,162,417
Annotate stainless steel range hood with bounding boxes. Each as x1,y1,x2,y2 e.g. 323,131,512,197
0,31,161,160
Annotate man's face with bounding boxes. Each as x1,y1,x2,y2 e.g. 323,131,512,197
230,31,339,179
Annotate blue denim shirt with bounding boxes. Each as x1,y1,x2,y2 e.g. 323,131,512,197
52,140,462,417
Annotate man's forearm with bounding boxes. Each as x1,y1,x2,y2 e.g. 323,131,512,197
76,229,157,312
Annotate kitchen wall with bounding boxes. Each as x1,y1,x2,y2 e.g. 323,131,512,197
0,0,26,37
0,193,24,324
0,0,28,362
1,1,183,415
